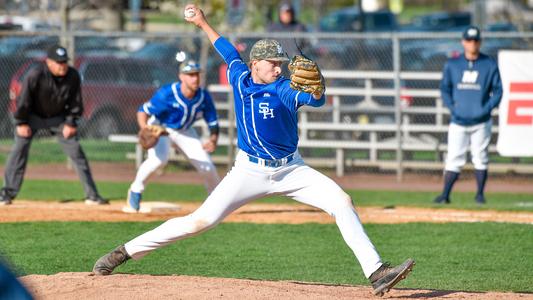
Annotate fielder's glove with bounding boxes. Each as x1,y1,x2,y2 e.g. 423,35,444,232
138,125,167,150
288,55,325,95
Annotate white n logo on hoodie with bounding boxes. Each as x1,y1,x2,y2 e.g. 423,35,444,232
462,70,478,83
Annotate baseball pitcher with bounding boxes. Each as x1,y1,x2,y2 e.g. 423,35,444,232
94,4,414,296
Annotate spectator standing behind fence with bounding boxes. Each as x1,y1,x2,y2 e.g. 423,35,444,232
434,26,502,205
266,2,308,57
0,45,108,206
123,59,220,213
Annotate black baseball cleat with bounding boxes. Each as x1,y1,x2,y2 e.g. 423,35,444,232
93,245,131,275
475,194,486,204
0,197,12,206
369,258,415,297
0,191,13,206
433,195,450,204
85,196,110,205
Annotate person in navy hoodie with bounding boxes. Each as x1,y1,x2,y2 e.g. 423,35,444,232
434,26,502,204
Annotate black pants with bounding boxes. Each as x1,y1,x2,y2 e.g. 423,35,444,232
1,115,100,200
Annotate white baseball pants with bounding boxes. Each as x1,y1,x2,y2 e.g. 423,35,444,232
125,150,383,278
130,127,220,194
445,120,492,172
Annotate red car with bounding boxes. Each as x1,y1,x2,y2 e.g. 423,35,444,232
9,55,176,138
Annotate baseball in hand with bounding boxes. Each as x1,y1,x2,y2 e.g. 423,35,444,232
184,8,195,18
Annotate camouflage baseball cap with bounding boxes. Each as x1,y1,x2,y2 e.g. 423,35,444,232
249,39,289,62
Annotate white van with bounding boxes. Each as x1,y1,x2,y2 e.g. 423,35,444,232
0,15,59,31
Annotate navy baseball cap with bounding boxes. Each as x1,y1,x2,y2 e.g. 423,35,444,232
279,3,294,12
463,26,481,41
47,45,69,62
179,59,201,74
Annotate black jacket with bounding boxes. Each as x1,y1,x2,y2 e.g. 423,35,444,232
14,63,83,126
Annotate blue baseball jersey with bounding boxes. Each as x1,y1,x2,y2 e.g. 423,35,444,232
213,37,325,160
139,82,218,130
440,53,502,126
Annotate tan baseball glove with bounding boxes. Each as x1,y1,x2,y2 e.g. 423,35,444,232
288,55,325,95
138,125,167,150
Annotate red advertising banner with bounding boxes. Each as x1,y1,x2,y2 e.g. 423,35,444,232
497,51,533,156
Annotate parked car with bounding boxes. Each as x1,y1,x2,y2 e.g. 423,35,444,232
0,15,60,31
0,36,59,57
131,41,182,64
318,7,398,32
482,22,529,59
74,36,128,56
131,39,223,85
402,21,529,71
402,12,471,32
309,7,399,70
9,56,177,138
0,23,22,30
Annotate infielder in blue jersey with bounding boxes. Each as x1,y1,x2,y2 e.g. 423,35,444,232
94,4,414,296
434,26,502,205
123,59,220,213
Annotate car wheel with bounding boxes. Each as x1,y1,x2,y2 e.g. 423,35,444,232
84,113,121,139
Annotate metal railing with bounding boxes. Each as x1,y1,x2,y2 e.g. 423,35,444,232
2,30,533,179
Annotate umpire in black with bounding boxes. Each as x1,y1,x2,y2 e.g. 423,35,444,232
0,45,107,205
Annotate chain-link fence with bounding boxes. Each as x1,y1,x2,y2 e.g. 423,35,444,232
1,30,532,178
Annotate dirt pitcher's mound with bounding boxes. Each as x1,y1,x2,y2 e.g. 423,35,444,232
1,201,533,224
20,272,532,300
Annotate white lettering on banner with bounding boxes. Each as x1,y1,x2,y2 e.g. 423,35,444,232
497,50,533,157
258,103,275,119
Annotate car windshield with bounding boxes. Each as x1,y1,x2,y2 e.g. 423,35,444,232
132,43,180,60
0,37,30,56
0,36,58,56
319,10,395,32
366,13,395,31
320,12,359,32
412,13,471,30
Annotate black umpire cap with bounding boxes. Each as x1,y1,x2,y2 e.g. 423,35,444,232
47,45,69,63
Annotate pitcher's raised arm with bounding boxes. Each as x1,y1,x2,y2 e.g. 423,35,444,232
184,4,220,45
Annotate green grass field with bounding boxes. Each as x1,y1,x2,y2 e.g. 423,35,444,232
0,222,531,292
11,179,533,212
1,179,532,293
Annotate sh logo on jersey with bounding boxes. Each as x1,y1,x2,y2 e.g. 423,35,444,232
259,103,274,119
458,70,481,90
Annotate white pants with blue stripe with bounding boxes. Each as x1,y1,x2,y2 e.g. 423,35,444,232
125,150,383,278
445,120,492,172
129,127,220,194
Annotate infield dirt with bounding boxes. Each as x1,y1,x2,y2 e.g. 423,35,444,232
19,272,533,300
